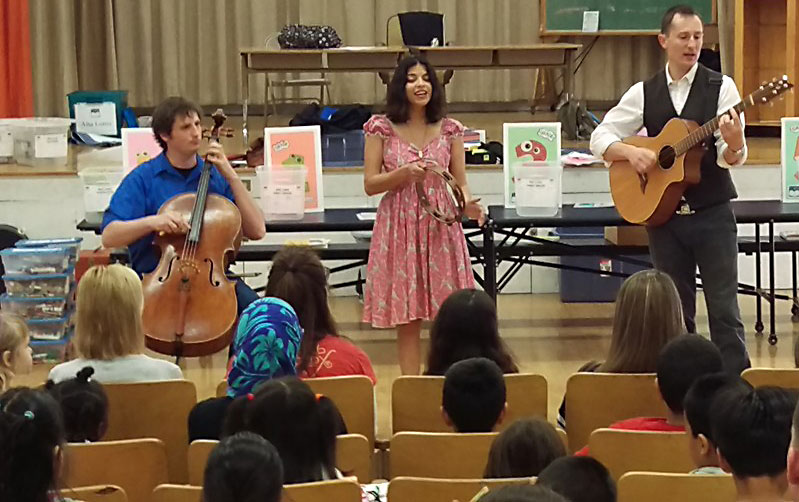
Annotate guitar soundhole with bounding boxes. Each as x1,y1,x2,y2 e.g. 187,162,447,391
658,146,676,170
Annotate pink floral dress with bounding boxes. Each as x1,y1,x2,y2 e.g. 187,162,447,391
362,114,474,328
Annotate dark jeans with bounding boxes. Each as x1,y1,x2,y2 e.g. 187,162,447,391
646,201,750,374
234,278,260,315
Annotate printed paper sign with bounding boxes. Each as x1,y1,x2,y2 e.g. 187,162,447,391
502,122,561,207
122,128,163,174
264,126,325,212
781,118,799,202
34,134,68,158
74,102,117,136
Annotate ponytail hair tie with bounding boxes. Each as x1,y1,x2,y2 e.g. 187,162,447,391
23,411,34,420
246,393,254,401
315,393,324,401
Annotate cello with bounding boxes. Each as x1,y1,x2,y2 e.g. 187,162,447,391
141,110,242,357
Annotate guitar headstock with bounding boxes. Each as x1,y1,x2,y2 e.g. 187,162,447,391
750,76,794,106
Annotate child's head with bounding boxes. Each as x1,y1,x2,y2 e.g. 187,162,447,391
226,298,303,398
484,418,566,478
656,334,723,415
442,357,507,433
0,387,66,502
265,246,339,377
0,313,32,390
683,373,750,470
75,264,144,360
202,431,283,502
603,270,683,373
427,289,518,375
480,485,568,502
536,456,616,502
45,366,108,442
223,376,342,484
711,386,796,483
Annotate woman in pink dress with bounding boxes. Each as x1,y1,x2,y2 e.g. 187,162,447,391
363,55,485,375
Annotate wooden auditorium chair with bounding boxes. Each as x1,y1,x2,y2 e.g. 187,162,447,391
283,479,363,502
387,476,535,502
389,432,498,479
62,485,127,502
616,472,736,502
588,429,694,481
151,484,202,502
742,368,799,389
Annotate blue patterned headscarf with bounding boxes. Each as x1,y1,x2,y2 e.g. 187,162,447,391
226,297,303,398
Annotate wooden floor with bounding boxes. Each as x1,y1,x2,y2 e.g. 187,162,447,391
19,291,799,441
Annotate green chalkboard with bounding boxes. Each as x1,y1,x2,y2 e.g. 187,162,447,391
542,0,713,34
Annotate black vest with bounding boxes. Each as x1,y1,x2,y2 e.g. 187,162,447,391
643,64,737,209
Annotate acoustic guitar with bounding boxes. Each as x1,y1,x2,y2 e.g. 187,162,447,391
609,77,793,227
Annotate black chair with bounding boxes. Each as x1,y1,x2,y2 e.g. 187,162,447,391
382,11,454,86
0,225,28,294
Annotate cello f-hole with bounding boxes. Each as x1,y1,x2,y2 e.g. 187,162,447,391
158,255,180,283
205,258,221,287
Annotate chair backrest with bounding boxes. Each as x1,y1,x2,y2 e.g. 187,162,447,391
216,376,376,446
64,439,169,502
617,472,736,502
151,484,202,502
392,374,547,434
742,368,799,389
188,434,372,485
387,11,445,47
589,429,694,481
283,479,363,502
62,485,127,502
387,477,535,502
102,380,197,483
565,373,667,452
386,14,403,47
389,432,498,479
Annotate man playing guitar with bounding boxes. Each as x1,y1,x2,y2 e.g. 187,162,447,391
590,5,749,373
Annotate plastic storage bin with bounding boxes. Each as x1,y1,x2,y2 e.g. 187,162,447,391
16,238,83,268
0,294,68,319
321,130,365,167
257,165,307,221
514,162,562,217
557,227,650,303
11,118,72,167
2,271,73,297
0,118,24,164
27,316,71,341
30,336,71,363
1,247,71,275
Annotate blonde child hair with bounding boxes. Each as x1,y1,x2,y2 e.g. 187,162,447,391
74,264,145,360
0,313,31,391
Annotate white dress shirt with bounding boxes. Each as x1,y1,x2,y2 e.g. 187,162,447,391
590,63,747,168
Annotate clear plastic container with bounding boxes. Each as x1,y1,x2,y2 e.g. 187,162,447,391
257,165,307,221
11,118,72,167
30,335,71,363
2,271,73,297
27,316,71,341
16,238,83,268
514,162,563,217
0,118,23,164
0,294,68,319
78,168,124,214
0,247,71,275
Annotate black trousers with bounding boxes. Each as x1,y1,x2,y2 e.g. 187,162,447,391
646,201,750,374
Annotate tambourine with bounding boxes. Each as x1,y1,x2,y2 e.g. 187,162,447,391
414,158,466,225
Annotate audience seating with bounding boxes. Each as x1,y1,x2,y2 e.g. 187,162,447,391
387,476,535,502
65,439,168,502
216,375,376,446
617,472,736,502
391,373,547,434
103,380,197,483
389,432,498,479
564,373,667,452
63,485,127,502
187,434,373,485
283,479,363,502
742,368,799,389
151,484,201,502
589,429,694,480
556,428,568,450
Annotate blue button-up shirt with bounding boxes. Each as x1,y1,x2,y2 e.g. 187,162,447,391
101,152,235,275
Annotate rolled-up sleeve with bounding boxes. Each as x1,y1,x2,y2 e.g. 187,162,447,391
714,76,747,168
590,82,646,160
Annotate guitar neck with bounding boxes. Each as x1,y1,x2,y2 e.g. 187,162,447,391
674,98,752,156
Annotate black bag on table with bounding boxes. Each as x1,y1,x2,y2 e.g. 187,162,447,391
289,104,372,134
278,24,342,49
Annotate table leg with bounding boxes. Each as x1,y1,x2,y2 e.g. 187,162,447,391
241,53,250,148
768,220,777,345
792,251,799,321
564,49,575,103
755,223,763,334
484,222,497,301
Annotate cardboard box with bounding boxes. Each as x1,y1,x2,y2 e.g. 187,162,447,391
605,226,649,246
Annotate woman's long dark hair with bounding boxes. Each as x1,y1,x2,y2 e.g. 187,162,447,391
264,246,340,376
222,377,344,484
426,289,519,375
0,388,66,502
385,54,445,124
